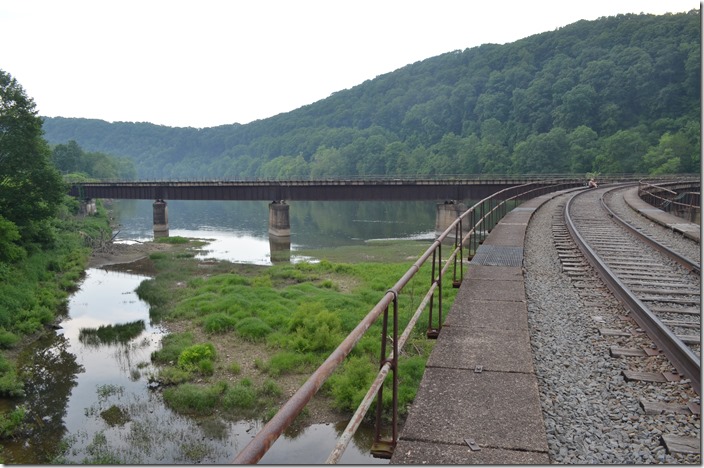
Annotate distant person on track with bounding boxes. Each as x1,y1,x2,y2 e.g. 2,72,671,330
588,178,598,188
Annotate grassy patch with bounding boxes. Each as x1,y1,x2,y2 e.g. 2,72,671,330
143,239,458,422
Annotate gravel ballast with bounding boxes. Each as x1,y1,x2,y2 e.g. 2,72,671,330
523,192,701,464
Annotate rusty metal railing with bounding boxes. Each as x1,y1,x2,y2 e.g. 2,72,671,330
638,179,701,223
232,179,582,464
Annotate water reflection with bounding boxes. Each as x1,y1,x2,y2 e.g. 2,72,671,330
3,199,441,463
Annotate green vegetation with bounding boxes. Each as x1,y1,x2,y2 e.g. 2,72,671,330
0,405,26,437
52,139,136,180
140,239,455,422
43,11,699,179
0,70,114,444
78,320,146,347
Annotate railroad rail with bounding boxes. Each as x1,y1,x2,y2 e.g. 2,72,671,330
564,185,701,395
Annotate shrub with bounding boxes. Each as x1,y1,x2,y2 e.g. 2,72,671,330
151,332,194,364
0,329,19,348
0,405,26,437
288,303,343,353
326,356,376,413
177,343,216,373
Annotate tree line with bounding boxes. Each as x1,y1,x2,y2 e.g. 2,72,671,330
0,69,124,404
42,10,700,179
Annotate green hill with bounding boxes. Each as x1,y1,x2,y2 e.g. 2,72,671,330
42,10,700,179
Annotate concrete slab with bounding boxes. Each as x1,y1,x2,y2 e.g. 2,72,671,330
428,326,535,373
398,367,548,452
454,278,525,302
391,440,550,465
481,223,526,246
501,210,533,224
443,299,529,330
464,265,523,281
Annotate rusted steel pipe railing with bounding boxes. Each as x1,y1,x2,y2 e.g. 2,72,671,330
232,179,582,464
638,178,701,223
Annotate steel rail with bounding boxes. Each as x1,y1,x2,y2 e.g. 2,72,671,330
601,185,700,275
564,189,701,395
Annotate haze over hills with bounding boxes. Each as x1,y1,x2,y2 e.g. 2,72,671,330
42,10,701,180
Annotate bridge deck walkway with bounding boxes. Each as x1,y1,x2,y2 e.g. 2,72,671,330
623,187,700,243
389,189,576,464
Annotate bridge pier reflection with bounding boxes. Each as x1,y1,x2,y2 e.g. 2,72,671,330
153,199,169,238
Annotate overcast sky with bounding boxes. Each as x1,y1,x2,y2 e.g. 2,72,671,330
0,0,699,128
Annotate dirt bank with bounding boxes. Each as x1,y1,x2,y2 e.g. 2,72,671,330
88,241,179,269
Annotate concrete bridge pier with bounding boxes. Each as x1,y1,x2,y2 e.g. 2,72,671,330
80,198,97,216
269,201,291,263
268,201,291,237
435,201,467,239
153,199,169,238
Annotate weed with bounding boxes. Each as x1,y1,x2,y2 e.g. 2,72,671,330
155,236,190,244
235,317,272,342
202,313,237,334
260,379,283,397
96,384,124,401
163,381,227,415
222,380,256,410
228,362,241,374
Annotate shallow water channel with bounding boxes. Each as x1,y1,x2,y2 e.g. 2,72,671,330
4,200,442,463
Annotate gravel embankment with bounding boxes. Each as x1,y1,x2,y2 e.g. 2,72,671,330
524,192,701,464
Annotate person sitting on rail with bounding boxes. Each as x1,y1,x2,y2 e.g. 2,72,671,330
588,178,598,188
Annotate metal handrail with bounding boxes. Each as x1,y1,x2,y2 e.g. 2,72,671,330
638,178,701,223
232,179,583,464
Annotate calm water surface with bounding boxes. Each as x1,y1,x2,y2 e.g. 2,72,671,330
3,200,440,463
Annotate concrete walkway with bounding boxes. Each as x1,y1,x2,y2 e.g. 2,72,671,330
390,190,576,465
390,184,699,464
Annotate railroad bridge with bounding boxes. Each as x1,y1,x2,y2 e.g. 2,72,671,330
68,177,581,238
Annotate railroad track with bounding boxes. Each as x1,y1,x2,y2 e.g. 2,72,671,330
563,185,700,396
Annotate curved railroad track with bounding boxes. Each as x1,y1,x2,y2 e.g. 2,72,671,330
564,184,700,395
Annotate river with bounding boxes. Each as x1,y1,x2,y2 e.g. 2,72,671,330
1,199,440,464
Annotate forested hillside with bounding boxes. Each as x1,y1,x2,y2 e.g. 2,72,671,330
42,11,700,179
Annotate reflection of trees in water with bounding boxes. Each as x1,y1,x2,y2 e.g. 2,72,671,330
7,332,83,463
112,199,439,247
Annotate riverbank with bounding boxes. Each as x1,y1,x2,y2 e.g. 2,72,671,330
88,240,344,423
87,240,181,269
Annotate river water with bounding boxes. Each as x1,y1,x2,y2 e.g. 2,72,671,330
1,199,440,464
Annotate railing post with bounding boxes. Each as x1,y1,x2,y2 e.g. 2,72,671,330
452,219,463,288
427,246,440,339
371,293,398,459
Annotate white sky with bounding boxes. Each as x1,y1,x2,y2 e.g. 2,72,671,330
0,0,699,128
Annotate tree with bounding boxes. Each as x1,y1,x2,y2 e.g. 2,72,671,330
52,140,83,173
0,70,65,246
